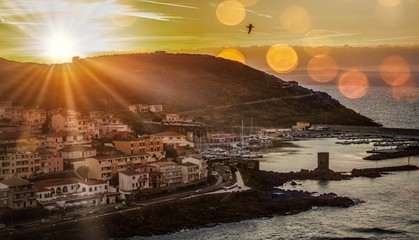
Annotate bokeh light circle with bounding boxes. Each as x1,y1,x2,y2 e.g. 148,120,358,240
216,0,246,26
218,49,245,64
338,69,369,99
374,2,402,27
266,44,298,74
308,55,338,83
280,6,311,33
379,55,411,87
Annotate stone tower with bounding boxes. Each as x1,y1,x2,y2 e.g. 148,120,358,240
317,152,330,171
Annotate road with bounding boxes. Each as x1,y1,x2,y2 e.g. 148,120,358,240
176,93,313,115
0,171,227,238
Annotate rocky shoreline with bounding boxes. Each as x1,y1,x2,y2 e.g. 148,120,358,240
12,190,354,240
363,147,419,161
10,165,418,240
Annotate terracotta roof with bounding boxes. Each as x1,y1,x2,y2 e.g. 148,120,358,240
37,149,53,156
120,170,142,176
58,146,96,152
32,177,82,190
149,161,177,166
95,153,149,160
33,177,107,191
47,131,84,138
0,132,37,140
179,162,197,167
79,180,107,186
152,131,184,137
0,178,33,187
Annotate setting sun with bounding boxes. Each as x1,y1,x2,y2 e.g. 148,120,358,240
44,33,78,62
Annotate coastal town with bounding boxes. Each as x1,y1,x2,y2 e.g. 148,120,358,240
0,100,418,239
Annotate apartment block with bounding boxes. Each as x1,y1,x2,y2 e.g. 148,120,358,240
152,131,194,149
119,170,150,192
22,108,46,127
113,135,163,159
45,131,91,154
0,152,41,180
179,162,199,184
38,149,64,174
73,154,149,180
51,109,82,132
148,161,182,186
0,178,38,209
0,132,40,153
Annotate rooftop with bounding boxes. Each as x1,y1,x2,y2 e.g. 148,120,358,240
0,178,33,187
152,131,184,137
58,146,96,152
47,131,85,138
120,170,144,176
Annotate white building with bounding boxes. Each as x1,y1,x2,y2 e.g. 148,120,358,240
45,131,91,154
152,131,194,149
179,162,199,184
119,170,150,192
147,161,182,186
34,177,118,207
73,154,149,180
181,157,208,179
58,146,97,160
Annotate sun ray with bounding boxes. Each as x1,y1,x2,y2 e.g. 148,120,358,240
6,64,47,106
74,60,131,110
34,65,56,108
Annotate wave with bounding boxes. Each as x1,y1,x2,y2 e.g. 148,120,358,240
310,237,370,240
408,219,419,225
352,227,404,235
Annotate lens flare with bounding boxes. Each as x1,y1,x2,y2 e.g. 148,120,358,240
375,2,402,27
338,69,369,99
377,0,401,7
216,0,246,26
266,44,298,74
218,49,245,64
379,55,411,87
308,55,338,83
280,6,311,33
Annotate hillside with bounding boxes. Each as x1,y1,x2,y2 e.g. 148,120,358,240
0,53,379,127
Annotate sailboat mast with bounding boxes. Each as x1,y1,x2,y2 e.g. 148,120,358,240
241,120,244,146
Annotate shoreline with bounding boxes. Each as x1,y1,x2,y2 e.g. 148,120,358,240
10,190,355,240
8,164,418,240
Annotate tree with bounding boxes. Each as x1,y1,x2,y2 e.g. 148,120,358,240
72,56,81,63
76,166,89,179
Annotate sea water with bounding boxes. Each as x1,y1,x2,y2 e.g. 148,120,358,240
306,85,419,130
132,138,419,240
131,85,419,239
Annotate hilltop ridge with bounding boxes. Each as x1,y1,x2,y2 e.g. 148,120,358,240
0,53,379,127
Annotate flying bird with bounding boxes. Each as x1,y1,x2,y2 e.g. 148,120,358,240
246,24,254,34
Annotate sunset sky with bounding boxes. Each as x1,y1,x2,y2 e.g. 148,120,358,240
0,0,419,63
